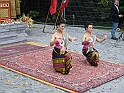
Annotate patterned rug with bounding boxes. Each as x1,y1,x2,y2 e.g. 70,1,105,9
0,43,124,93
0,44,49,58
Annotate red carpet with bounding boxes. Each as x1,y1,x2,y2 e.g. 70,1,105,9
0,44,124,93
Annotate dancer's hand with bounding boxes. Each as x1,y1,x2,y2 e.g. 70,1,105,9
55,38,62,44
85,37,92,42
71,37,76,42
103,35,107,40
119,14,123,17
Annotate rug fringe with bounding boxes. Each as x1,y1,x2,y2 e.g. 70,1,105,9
0,64,78,93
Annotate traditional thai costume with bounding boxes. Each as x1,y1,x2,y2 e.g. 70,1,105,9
52,32,72,74
82,35,99,67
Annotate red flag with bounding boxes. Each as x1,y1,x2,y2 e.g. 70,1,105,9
49,0,57,15
60,0,68,14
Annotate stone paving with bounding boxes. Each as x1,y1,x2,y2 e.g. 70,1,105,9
0,24,124,93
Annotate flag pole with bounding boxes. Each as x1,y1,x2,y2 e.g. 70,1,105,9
42,10,50,32
53,0,64,30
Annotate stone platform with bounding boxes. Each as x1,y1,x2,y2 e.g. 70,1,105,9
0,22,28,45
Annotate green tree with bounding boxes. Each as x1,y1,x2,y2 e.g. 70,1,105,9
94,0,124,28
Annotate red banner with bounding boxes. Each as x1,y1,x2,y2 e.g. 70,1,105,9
60,0,68,14
49,0,57,15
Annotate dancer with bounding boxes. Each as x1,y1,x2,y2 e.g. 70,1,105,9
82,23,107,67
50,19,76,74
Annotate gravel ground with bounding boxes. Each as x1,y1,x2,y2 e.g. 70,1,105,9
0,24,124,93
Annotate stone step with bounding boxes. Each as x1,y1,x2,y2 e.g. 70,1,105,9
0,29,27,35
0,33,17,39
0,36,17,42
0,31,16,36
0,29,10,33
0,23,28,45
0,37,26,45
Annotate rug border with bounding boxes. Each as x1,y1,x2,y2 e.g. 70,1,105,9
0,42,124,93
0,64,78,93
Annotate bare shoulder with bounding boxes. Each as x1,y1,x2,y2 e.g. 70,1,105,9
54,32,59,37
52,32,57,37
82,33,87,37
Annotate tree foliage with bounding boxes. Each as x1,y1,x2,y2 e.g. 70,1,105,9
94,0,124,27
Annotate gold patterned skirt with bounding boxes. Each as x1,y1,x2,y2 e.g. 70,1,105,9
52,47,72,74
82,48,99,67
